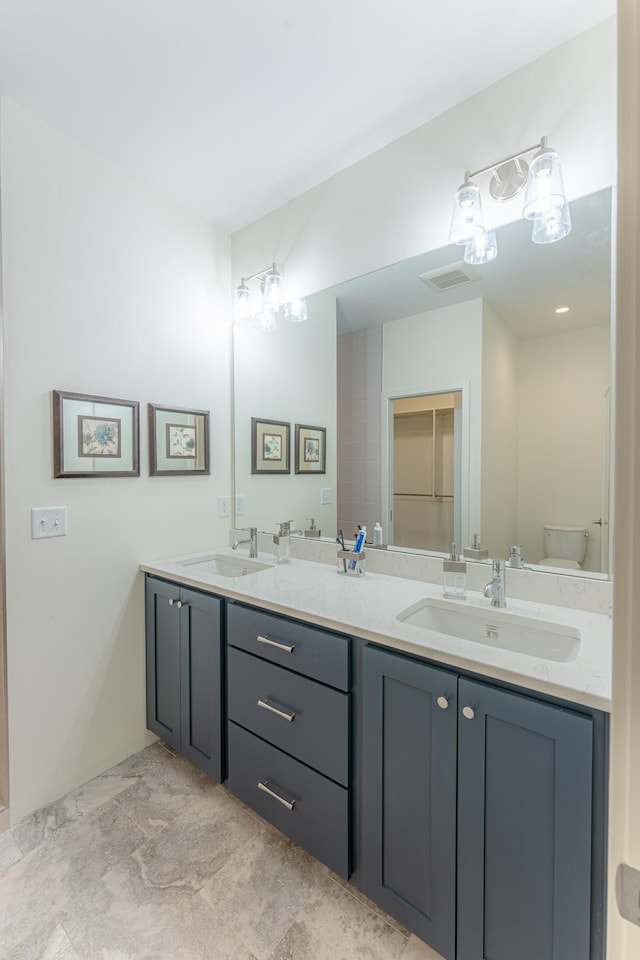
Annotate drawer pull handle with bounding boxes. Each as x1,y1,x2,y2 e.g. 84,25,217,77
257,698,296,722
257,634,295,654
258,779,296,811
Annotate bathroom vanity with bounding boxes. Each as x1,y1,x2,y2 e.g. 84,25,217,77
141,550,610,960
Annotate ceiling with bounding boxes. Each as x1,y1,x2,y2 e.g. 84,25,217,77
329,189,612,340
0,1,615,232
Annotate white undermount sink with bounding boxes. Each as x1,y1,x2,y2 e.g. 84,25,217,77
178,553,273,578
397,597,580,662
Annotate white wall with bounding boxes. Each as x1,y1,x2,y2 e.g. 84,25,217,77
233,290,337,536
0,99,232,821
383,300,483,548
231,20,615,300
517,325,610,570
481,304,519,558
336,326,382,540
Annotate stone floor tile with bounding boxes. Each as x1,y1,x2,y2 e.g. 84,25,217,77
199,829,326,960
0,800,145,955
60,853,256,960
4,919,81,960
0,829,23,873
399,935,445,960
268,872,408,960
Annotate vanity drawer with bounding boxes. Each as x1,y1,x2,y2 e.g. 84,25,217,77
227,602,350,691
227,646,349,786
226,720,350,878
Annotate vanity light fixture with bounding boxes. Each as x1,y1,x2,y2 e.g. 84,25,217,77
234,263,307,331
464,229,497,265
449,136,571,258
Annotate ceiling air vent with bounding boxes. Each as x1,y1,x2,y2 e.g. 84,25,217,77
419,261,480,292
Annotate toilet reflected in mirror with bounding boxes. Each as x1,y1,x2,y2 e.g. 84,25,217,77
538,524,588,570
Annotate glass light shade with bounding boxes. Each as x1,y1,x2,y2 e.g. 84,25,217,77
284,298,308,323
263,268,284,308
259,307,277,333
235,280,251,319
522,146,567,220
464,229,497,265
449,178,485,245
531,202,572,244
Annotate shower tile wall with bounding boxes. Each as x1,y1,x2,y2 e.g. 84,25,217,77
337,327,383,541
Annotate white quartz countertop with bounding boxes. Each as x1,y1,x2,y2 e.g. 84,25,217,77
140,548,612,712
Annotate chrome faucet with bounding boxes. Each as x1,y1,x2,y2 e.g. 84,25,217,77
232,527,258,558
484,559,506,608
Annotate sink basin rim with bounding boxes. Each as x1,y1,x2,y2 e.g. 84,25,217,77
178,553,273,577
396,597,580,663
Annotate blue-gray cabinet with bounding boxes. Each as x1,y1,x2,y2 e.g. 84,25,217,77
457,677,594,960
225,601,351,878
361,643,603,960
145,575,223,782
361,644,458,958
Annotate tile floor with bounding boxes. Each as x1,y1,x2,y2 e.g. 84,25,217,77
0,742,443,960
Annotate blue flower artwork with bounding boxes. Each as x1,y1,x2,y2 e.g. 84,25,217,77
79,416,121,457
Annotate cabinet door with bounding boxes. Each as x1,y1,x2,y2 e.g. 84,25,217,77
179,587,223,782
145,577,181,751
457,678,593,960
361,645,457,959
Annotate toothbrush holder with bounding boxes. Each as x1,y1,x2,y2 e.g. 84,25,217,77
337,549,366,577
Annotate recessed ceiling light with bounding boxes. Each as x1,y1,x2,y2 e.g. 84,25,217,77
555,306,570,314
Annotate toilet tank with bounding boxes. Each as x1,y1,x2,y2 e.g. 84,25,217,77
543,524,587,564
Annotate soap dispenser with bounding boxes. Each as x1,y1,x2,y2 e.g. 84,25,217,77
443,543,467,600
273,520,292,563
463,534,489,560
305,518,321,537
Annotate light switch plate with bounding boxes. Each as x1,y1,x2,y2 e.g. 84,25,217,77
217,496,231,518
31,506,68,539
320,487,332,505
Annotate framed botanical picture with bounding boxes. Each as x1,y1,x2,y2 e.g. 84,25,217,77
295,423,326,474
251,417,290,474
53,390,140,478
148,404,210,476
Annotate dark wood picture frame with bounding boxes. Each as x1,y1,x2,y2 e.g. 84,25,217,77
53,390,140,478
251,417,291,474
148,404,210,476
294,423,326,474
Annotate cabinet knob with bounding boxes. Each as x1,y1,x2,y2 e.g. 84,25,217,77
462,706,475,720
176,600,188,609
436,696,449,710
168,598,178,606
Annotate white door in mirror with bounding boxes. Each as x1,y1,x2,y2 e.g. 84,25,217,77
31,506,68,539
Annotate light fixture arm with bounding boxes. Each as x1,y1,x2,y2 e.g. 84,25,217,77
240,262,279,285
467,137,547,181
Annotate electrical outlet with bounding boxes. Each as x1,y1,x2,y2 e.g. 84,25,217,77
31,506,68,539
235,495,245,516
217,496,231,518
320,487,332,505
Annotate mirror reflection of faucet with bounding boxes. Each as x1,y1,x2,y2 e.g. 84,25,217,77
509,544,524,568
273,521,292,563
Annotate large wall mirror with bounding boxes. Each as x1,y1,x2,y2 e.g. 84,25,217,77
233,186,613,579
